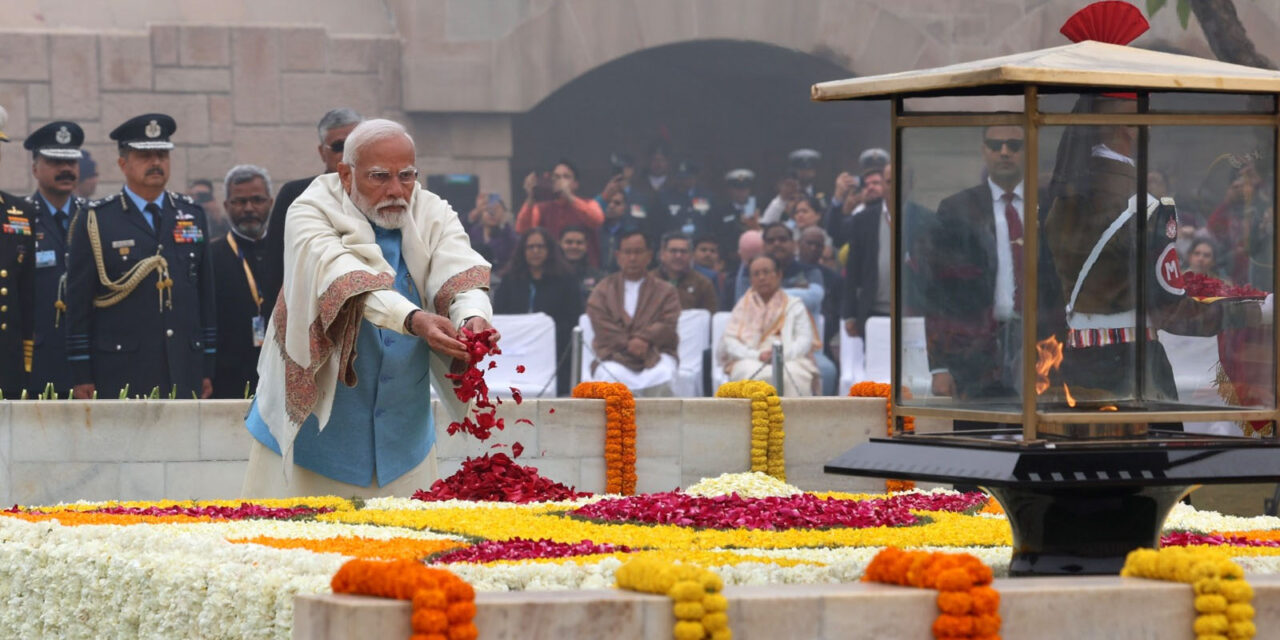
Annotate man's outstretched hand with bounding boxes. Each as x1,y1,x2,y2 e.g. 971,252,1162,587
413,312,469,361
462,316,500,345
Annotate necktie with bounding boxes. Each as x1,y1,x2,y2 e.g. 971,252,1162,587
54,211,68,235
1002,192,1024,312
145,202,161,238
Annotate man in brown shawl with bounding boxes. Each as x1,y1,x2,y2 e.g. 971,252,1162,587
586,229,681,395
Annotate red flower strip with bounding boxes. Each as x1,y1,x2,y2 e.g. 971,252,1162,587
1182,272,1267,299
1161,531,1280,548
413,453,592,504
82,504,331,520
431,538,632,564
567,492,970,530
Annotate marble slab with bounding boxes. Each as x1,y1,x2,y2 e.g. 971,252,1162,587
2,397,891,504
296,575,1280,640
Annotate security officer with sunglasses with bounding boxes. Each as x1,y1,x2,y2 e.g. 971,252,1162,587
65,113,217,399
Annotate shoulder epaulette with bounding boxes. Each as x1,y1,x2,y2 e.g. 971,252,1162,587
170,191,195,205
88,193,120,209
23,194,35,204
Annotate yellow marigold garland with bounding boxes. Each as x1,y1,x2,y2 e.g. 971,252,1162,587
715,380,786,481
573,382,637,495
863,547,1001,640
849,381,915,492
1122,547,1256,640
615,557,731,640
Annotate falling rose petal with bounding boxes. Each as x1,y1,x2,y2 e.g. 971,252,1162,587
489,443,506,449
515,418,533,426
516,365,526,373
548,408,556,414
488,361,498,370
511,388,523,404
512,442,525,458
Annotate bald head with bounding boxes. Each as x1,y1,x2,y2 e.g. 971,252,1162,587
738,229,763,263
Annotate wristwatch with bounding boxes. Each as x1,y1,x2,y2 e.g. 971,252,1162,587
404,309,422,336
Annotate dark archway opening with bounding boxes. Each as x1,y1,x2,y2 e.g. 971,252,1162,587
512,40,888,208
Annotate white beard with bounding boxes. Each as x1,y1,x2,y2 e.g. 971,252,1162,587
350,187,413,230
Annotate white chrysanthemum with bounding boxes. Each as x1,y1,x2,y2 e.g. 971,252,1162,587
1162,502,1280,533
685,472,803,498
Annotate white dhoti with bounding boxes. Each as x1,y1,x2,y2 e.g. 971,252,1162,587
591,353,677,396
241,439,439,499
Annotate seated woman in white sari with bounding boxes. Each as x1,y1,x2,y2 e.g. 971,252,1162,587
718,255,820,396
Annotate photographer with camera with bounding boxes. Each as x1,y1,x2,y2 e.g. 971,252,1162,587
516,159,605,266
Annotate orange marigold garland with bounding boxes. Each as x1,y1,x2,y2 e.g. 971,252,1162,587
331,558,478,640
715,380,786,481
849,381,915,492
863,548,1001,640
573,382,637,495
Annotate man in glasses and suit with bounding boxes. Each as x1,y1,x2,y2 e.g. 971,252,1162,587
65,113,217,399
264,108,363,293
22,120,88,397
923,125,1063,433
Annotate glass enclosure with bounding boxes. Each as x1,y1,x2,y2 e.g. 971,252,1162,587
892,90,1279,435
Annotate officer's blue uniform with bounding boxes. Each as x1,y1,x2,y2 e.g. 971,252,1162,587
24,191,84,395
0,190,36,398
64,113,216,398
22,120,89,395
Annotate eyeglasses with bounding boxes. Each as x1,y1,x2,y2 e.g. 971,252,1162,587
984,138,1024,153
617,248,649,257
227,195,270,208
361,167,420,186
328,140,345,154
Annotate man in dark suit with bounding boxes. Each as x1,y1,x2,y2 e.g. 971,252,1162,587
23,120,88,396
65,113,217,399
0,105,37,398
209,164,279,399
264,108,362,290
923,126,1063,422
841,167,891,339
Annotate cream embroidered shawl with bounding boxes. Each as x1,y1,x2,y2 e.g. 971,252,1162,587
255,174,491,473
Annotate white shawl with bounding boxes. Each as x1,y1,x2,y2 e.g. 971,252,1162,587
255,174,491,473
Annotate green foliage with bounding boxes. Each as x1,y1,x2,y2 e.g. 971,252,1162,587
1147,0,1193,29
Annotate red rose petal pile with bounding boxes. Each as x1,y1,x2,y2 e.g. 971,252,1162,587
445,328,506,441
413,453,593,504
1182,272,1268,299
570,492,922,530
431,538,631,564
1161,531,1280,548
75,503,332,520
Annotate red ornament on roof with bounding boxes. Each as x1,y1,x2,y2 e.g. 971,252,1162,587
1059,1,1150,45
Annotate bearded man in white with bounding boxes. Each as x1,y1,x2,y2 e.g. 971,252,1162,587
242,119,496,498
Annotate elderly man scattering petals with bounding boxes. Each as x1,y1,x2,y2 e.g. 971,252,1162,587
243,119,497,498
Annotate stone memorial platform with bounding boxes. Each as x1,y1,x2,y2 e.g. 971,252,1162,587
0,397,918,505
296,574,1280,639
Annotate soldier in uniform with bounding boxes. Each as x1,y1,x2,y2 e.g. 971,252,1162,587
1044,95,1271,415
0,105,37,398
23,120,87,397
65,113,217,399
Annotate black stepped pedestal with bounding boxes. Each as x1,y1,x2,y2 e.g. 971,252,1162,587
825,430,1280,576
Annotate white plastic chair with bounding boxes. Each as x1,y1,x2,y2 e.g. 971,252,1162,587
673,309,710,397
486,313,557,397
709,311,733,391
838,319,867,394
578,313,597,383
863,316,930,396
